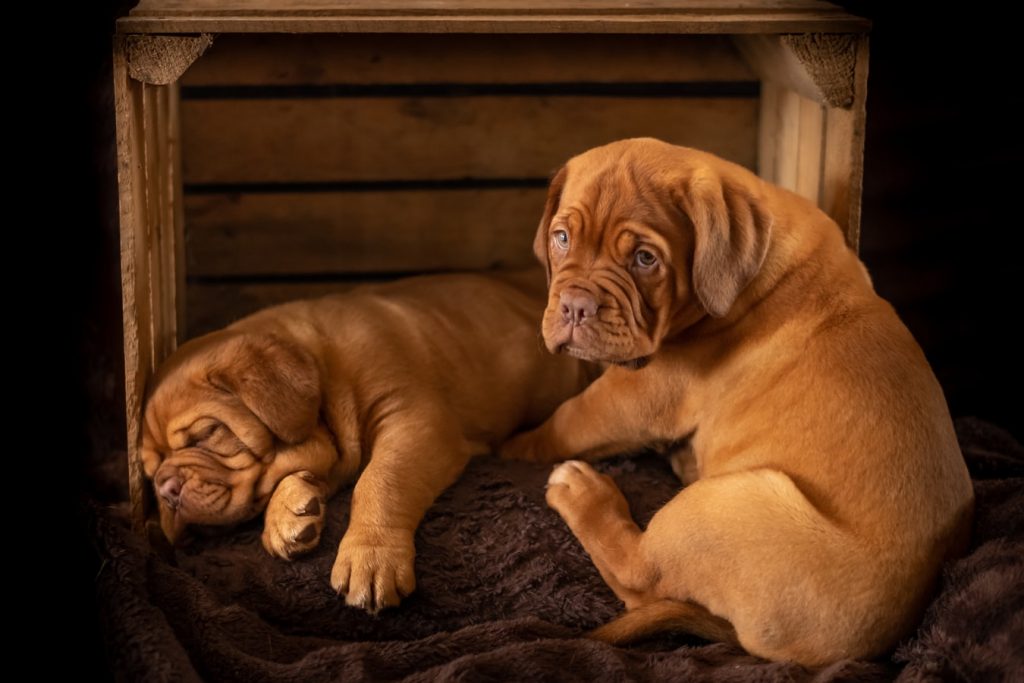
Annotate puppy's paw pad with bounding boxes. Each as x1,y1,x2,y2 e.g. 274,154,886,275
296,497,322,517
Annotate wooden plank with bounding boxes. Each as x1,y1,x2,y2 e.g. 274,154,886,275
772,88,800,192
734,33,859,109
756,79,779,184
795,94,824,204
186,188,547,276
169,83,187,337
114,41,154,533
821,35,869,248
133,0,852,11
186,269,546,338
182,34,755,86
181,96,758,183
760,86,823,203
120,15,870,35
187,280,365,337
120,1,870,34
745,33,867,244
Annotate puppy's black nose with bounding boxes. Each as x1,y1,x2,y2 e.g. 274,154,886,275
560,289,598,326
157,475,183,509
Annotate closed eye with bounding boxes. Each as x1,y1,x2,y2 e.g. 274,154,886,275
182,418,246,456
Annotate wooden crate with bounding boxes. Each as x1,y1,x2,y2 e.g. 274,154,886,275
115,0,870,528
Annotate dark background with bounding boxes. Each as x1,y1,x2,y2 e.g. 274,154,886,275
63,2,1020,677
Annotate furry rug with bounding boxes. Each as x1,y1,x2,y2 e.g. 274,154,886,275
93,418,1024,681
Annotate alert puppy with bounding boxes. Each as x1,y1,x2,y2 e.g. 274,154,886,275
502,139,973,665
142,273,589,613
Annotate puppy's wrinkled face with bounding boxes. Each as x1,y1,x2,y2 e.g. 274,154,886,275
536,138,772,365
537,141,695,365
141,331,321,543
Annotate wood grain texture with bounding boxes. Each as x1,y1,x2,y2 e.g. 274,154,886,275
181,96,758,183
186,188,547,276
187,280,364,337
823,34,869,248
795,94,824,204
133,0,853,11
750,35,868,245
181,34,754,86
116,45,187,532
187,269,545,337
756,79,779,183
120,1,869,34
734,33,858,108
114,40,150,533
127,34,213,85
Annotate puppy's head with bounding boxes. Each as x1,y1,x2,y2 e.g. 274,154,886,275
141,331,321,543
534,138,773,365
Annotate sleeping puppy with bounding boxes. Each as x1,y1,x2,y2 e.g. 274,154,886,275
501,139,974,665
142,273,590,613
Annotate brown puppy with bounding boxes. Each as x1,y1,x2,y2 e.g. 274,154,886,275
143,273,589,613
502,139,973,665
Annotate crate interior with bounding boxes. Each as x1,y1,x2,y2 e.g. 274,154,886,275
178,34,762,336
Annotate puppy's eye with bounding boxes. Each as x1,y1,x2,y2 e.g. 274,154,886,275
552,229,570,250
634,249,658,269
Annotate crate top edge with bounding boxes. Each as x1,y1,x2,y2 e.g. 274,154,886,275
117,1,870,35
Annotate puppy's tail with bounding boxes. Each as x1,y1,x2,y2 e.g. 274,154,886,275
589,599,738,646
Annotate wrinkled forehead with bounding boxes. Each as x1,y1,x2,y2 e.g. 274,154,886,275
143,346,226,445
558,155,678,234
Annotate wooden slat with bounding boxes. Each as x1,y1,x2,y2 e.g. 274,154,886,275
182,34,755,86
182,96,758,183
121,1,870,35
772,88,801,191
758,88,825,202
115,40,185,533
187,269,546,338
114,41,150,533
186,188,547,276
169,84,187,336
795,95,824,203
756,79,779,184
740,31,867,246
134,0,854,11
186,280,364,337
821,35,869,249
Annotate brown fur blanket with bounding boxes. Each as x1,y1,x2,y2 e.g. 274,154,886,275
94,417,1023,681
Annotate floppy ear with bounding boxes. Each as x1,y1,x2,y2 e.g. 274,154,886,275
533,165,567,284
209,333,321,444
678,169,773,317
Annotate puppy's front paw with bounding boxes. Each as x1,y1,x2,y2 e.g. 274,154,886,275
262,472,327,560
330,529,415,614
546,460,630,530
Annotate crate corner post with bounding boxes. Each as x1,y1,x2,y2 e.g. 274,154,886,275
735,31,869,249
113,31,211,533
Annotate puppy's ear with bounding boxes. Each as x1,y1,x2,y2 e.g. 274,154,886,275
533,165,567,284
210,334,321,444
678,169,773,317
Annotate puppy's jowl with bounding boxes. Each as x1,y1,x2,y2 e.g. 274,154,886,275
503,138,973,666
142,274,589,613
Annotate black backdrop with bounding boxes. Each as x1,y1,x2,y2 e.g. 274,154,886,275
62,2,1022,678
